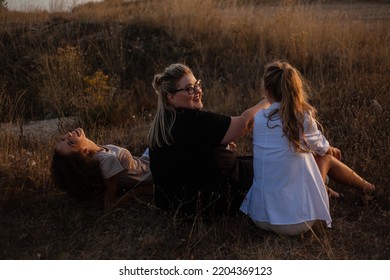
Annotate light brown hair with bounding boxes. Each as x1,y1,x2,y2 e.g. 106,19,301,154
263,60,319,152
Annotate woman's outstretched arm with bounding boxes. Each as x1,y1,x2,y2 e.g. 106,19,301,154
221,97,270,145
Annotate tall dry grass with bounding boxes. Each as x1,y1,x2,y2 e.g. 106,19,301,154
0,0,389,259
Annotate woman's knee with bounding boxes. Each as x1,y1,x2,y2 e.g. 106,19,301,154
315,154,333,169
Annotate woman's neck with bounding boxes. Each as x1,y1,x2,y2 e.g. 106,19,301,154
266,95,276,104
86,139,104,154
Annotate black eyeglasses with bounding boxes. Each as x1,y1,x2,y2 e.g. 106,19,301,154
172,79,202,95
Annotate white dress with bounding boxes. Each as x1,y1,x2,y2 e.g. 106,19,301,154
240,102,332,227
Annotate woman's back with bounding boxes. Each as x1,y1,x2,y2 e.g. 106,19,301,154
241,60,375,235
240,103,332,225
150,108,232,217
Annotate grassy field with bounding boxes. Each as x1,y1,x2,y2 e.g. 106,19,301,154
0,0,389,259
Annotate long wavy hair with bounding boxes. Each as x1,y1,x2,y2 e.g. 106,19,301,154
263,60,319,153
51,150,105,200
147,63,193,149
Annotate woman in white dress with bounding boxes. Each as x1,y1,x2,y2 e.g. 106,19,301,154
240,60,375,236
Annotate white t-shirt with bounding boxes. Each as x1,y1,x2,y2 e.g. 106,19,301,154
92,145,153,191
240,102,332,226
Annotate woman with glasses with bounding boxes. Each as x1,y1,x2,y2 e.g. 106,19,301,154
51,128,153,210
148,63,269,219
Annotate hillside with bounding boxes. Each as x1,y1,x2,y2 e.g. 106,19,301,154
0,0,389,260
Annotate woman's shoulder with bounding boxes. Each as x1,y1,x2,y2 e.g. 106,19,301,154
268,102,280,110
176,108,229,125
176,108,226,117
302,109,316,123
96,145,127,159
93,146,126,168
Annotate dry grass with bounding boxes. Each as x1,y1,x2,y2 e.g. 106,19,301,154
0,0,389,259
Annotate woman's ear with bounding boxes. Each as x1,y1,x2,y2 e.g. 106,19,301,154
167,93,175,106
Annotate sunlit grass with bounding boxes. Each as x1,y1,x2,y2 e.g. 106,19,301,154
0,0,389,259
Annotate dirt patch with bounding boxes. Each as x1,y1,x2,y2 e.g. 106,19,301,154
0,117,78,139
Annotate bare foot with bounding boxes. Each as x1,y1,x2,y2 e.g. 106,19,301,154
363,183,376,194
327,186,340,199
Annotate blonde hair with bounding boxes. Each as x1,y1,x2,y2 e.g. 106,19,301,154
263,60,319,153
148,63,193,148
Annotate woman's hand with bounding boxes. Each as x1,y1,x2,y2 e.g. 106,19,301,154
226,142,237,152
326,146,341,160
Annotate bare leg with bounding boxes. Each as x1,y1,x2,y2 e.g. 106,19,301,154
315,154,375,194
315,155,340,198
